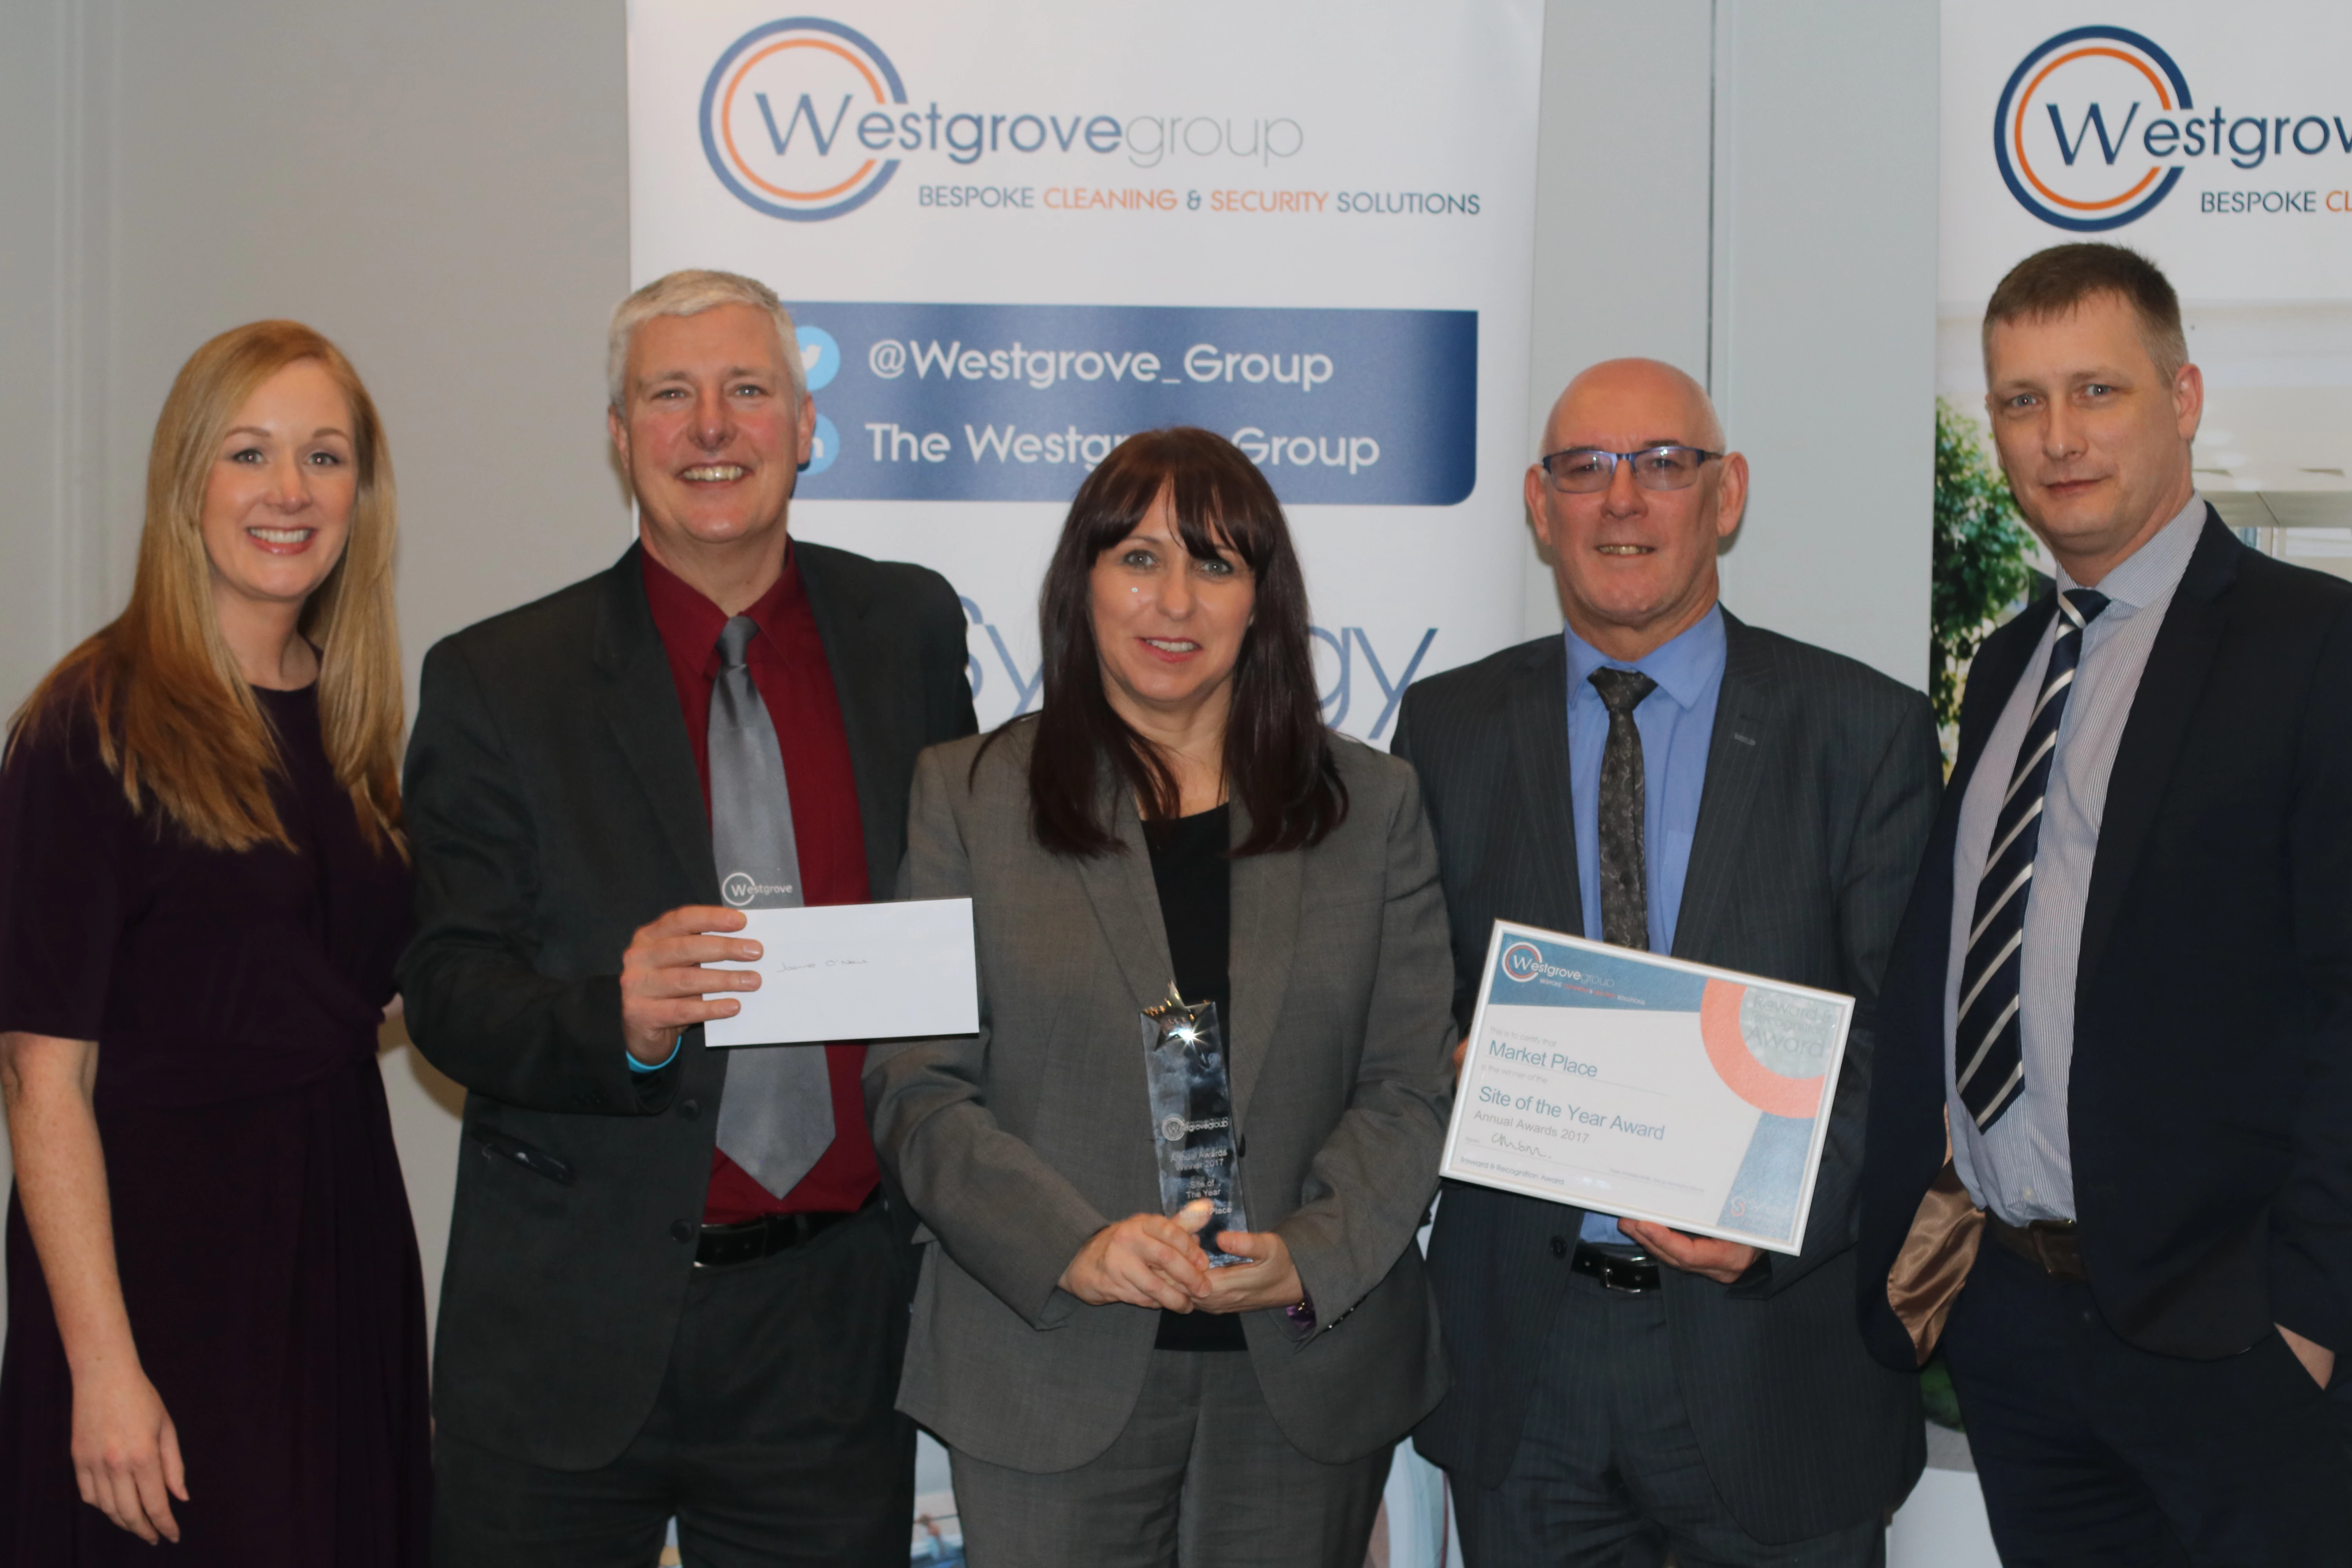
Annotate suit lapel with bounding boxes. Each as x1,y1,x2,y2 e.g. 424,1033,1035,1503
593,547,717,897
2076,510,2241,1004
1505,639,1585,935
795,542,900,898
1074,784,1176,1019
1897,593,2055,1017
1673,612,1772,963
1069,781,1301,1124
1228,800,1301,1122
1955,597,2055,792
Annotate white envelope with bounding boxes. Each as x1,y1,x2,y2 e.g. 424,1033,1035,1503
701,898,979,1047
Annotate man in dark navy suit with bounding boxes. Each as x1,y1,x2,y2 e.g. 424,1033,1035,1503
1859,243,2352,1566
1403,360,1940,1566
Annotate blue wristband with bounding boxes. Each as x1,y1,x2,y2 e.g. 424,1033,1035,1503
628,1032,684,1073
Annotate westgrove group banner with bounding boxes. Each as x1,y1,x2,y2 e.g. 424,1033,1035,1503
1943,2,2352,304
1940,4,2352,559
626,1,1544,739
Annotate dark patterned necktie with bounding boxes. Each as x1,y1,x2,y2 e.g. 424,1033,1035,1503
1956,588,2110,1131
708,615,835,1198
1589,668,1659,952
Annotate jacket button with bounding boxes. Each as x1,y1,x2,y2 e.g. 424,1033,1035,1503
680,1098,700,1120
670,1220,695,1244
1550,1235,1568,1260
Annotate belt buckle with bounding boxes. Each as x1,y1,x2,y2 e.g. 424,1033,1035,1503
2028,1221,2085,1283
1574,1244,1661,1295
1601,1253,1659,1294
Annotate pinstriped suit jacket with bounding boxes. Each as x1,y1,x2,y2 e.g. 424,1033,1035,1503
864,720,1457,1472
1397,611,1938,1545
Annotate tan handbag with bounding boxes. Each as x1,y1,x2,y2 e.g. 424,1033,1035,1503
1886,1138,1985,1366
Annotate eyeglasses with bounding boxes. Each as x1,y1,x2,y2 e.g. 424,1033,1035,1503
1536,445,1723,494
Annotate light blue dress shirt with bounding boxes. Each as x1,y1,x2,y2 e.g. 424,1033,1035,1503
1564,607,1728,1244
1945,495,2205,1223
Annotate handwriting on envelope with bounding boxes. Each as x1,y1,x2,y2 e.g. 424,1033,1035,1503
702,898,978,1048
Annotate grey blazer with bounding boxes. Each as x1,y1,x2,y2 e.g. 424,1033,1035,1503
864,721,1457,1471
1397,612,1940,1545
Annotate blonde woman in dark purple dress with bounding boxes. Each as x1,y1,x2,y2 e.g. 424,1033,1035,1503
0,321,428,1564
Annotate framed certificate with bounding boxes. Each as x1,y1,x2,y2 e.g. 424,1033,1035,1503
1437,920,1854,1255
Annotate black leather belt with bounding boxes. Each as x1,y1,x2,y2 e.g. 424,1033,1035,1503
693,1189,878,1269
1987,1214,2087,1283
1572,1244,1661,1294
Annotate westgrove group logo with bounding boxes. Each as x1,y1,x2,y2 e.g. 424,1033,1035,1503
701,17,908,221
1501,944,1549,983
698,15,1310,223
1994,26,2192,232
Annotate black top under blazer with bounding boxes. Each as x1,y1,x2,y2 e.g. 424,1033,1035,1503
1859,510,2352,1367
398,541,976,1469
1398,610,1942,1546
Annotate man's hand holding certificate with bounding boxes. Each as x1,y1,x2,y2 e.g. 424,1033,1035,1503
1439,920,1853,1255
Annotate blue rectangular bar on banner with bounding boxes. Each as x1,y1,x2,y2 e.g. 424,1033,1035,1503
786,301,1477,505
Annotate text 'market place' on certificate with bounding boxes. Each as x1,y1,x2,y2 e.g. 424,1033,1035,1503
1438,921,1853,1255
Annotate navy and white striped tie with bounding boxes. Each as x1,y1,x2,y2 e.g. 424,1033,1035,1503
1956,588,2110,1131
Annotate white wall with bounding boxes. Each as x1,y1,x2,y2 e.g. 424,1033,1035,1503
1522,0,1938,692
0,0,638,1350
0,0,1938,1372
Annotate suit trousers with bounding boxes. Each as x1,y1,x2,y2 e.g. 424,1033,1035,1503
1455,1270,1883,1568
430,1201,914,1568
1940,1235,2351,1566
949,1347,1391,1568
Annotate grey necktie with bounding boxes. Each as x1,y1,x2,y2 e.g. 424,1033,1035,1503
1589,667,1659,953
708,615,835,1198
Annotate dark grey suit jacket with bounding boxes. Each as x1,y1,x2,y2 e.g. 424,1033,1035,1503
1398,610,1938,1544
865,722,1457,1470
399,540,975,1469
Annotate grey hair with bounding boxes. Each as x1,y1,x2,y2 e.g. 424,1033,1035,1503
607,269,805,409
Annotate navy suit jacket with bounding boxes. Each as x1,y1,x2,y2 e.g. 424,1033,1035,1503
1399,611,1940,1544
1859,510,2352,1367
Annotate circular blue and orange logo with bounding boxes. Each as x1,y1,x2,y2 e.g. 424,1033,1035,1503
700,17,907,222
1501,942,1545,982
1994,26,2192,232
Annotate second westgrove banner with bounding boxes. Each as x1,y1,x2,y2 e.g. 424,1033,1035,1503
625,0,1545,739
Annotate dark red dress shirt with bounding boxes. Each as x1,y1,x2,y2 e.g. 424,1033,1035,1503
639,546,880,1222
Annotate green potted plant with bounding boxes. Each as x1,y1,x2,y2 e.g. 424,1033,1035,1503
1931,398,2038,743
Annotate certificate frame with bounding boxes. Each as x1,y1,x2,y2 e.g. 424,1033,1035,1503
1437,920,1855,1256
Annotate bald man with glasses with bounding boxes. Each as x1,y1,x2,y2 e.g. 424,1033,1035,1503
1397,360,1940,1566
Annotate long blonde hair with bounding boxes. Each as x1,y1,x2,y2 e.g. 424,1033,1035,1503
11,320,405,855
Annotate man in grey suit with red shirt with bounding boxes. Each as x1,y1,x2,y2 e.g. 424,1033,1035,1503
401,270,975,1566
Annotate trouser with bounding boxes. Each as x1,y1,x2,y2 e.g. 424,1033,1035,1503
431,1201,913,1568
949,1347,1392,1568
1455,1268,1883,1568
1940,1234,2352,1567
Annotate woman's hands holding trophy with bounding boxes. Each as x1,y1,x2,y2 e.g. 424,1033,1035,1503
1060,1200,1303,1315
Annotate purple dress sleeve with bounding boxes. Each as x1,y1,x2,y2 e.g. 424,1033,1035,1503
0,704,129,1043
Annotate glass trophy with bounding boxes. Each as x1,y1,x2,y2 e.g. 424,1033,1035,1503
1142,986,1249,1266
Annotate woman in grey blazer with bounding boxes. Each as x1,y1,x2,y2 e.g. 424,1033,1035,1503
865,428,1457,1567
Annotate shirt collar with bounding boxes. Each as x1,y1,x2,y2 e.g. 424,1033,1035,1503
1563,603,1727,712
2057,491,2205,613
638,542,804,677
